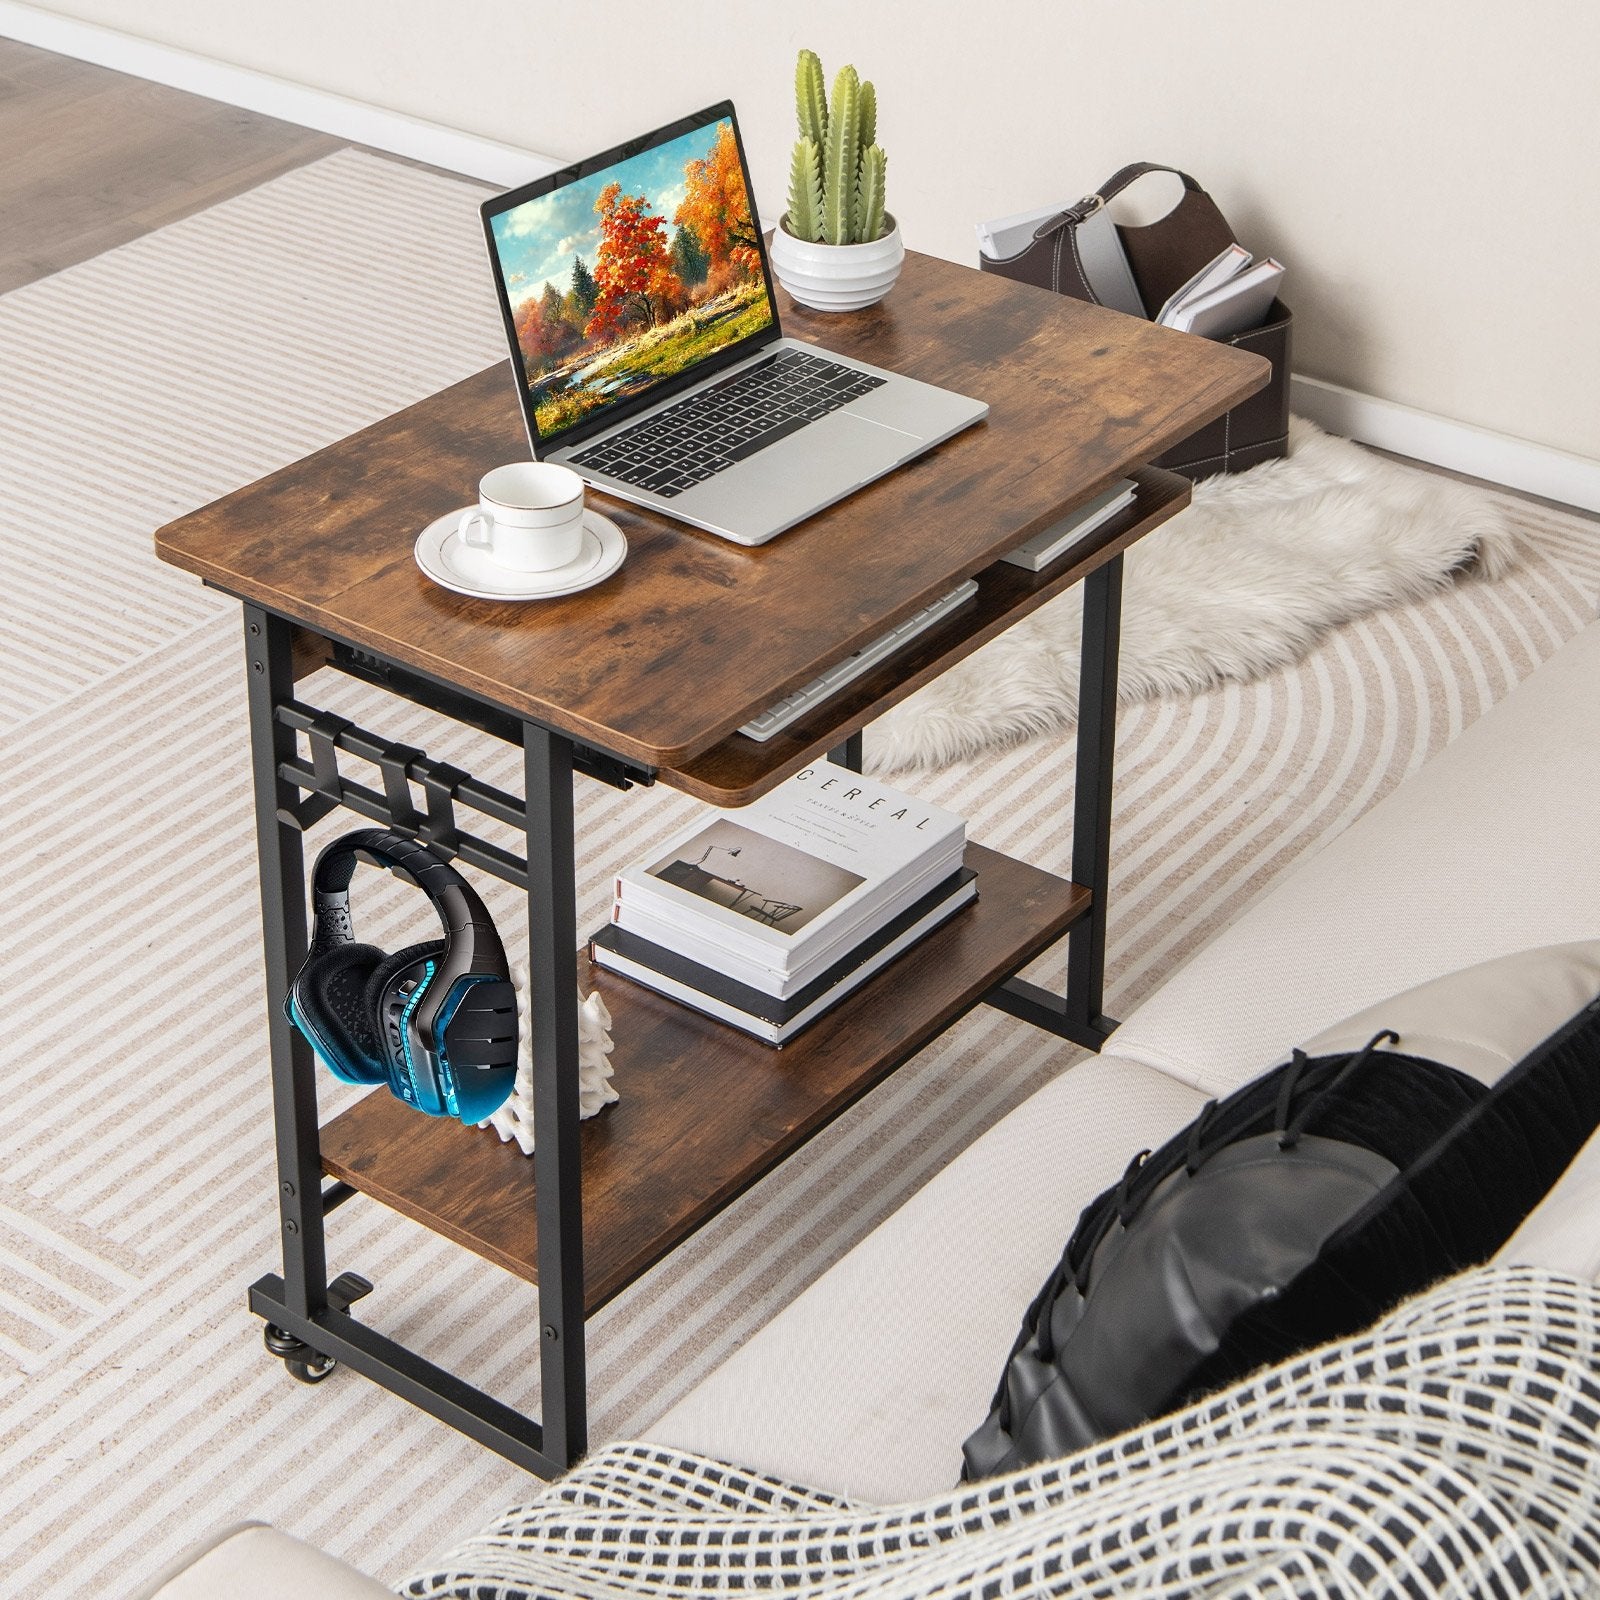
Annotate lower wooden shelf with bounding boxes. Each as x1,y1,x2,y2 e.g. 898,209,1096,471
319,843,1089,1312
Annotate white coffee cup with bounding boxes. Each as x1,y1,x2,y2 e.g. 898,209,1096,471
459,462,586,572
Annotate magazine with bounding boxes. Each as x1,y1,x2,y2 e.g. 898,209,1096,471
614,840,966,997
593,869,978,1044
613,763,964,974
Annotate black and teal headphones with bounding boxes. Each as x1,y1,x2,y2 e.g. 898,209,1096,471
286,829,518,1122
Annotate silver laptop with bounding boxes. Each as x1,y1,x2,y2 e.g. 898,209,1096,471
481,102,988,547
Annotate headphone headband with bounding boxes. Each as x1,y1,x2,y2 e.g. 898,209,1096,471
310,829,496,950
313,826,458,897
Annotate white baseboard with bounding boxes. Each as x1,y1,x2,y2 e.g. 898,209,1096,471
6,3,1599,512
0,0,557,187
1291,375,1600,514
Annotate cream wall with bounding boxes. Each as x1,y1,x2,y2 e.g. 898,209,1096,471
34,0,1599,459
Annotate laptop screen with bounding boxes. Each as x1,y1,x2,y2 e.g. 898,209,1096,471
484,108,776,448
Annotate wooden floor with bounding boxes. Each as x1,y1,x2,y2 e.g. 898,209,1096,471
0,37,340,295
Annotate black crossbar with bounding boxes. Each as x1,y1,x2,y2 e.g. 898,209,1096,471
274,700,532,889
250,1274,560,1476
986,975,1117,1049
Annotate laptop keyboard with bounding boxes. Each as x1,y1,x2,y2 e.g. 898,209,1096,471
569,349,885,499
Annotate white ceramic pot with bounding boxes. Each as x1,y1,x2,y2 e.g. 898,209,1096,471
769,215,905,312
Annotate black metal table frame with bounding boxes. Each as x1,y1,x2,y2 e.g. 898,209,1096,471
238,552,1123,1479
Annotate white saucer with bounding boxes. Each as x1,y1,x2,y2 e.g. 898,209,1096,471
415,508,626,600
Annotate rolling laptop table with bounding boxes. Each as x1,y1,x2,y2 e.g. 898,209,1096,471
154,249,1265,1477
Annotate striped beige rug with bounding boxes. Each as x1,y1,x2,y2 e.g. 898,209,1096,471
2,148,1597,1596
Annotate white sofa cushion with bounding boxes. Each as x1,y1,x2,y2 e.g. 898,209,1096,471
1105,618,1600,1100
1298,941,1600,1086
1499,1125,1600,1282
130,1522,392,1600
645,1053,1205,1503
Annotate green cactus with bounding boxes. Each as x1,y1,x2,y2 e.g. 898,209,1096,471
785,51,889,246
854,144,886,246
822,65,861,245
787,136,823,243
795,48,828,146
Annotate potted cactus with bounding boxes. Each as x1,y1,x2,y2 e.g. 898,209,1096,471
768,49,904,312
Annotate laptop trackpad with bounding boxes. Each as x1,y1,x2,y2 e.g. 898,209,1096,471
684,411,910,535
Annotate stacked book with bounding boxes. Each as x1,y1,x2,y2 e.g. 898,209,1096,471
591,762,975,1044
1154,244,1284,338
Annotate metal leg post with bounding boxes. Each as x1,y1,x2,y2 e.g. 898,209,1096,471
829,731,864,772
243,605,328,1320
984,554,1123,1049
523,722,588,1466
1064,553,1123,1038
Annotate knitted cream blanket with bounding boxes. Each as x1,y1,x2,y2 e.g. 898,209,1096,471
408,1264,1600,1599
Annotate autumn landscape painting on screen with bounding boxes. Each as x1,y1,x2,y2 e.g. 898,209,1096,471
491,118,772,438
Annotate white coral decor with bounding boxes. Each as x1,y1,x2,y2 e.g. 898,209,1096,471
478,961,618,1155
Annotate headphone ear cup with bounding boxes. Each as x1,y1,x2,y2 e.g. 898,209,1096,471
290,943,388,1085
439,977,520,1124
365,940,447,1110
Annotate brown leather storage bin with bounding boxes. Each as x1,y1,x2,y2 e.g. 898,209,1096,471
1152,298,1290,478
981,164,1291,480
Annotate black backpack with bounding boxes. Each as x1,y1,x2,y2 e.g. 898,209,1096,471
962,999,1600,1481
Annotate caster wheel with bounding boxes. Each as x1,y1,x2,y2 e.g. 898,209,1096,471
263,1323,307,1361
260,1275,369,1386
264,1323,335,1383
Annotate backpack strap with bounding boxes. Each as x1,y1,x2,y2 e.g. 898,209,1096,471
1277,1031,1400,1149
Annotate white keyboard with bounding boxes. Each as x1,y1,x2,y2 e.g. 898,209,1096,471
738,580,980,743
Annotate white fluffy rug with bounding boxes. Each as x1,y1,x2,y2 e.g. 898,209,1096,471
868,419,1518,771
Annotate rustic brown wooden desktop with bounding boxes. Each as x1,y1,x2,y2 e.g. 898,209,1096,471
154,249,1266,1476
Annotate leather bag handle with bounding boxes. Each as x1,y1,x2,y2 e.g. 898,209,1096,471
988,159,1236,321
1031,163,1205,243
1095,163,1205,203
